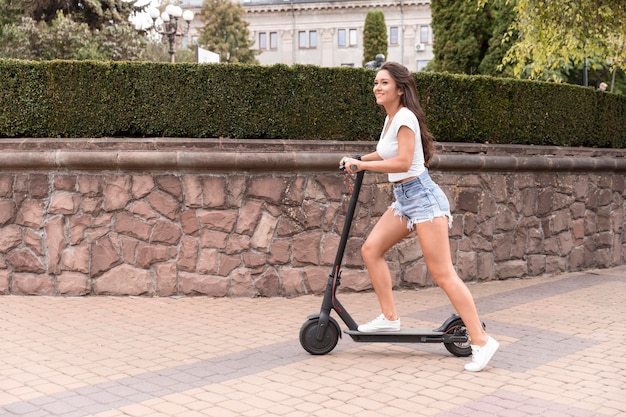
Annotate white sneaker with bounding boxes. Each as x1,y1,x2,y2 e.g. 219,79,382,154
357,314,401,332
464,336,500,372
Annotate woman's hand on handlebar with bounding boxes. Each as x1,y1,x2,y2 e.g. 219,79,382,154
339,157,360,174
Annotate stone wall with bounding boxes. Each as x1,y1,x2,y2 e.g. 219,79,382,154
1,139,625,297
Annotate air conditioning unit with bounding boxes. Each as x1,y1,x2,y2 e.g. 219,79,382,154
415,43,426,52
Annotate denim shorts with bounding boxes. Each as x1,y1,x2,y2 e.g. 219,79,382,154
390,169,452,230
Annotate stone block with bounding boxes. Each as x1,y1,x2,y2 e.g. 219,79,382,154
495,260,527,279
292,231,322,266
156,175,183,201
181,175,203,207
179,272,229,296
340,269,372,292
251,212,278,251
155,261,177,296
202,177,227,208
146,190,179,220
178,235,199,272
0,269,10,294
0,200,16,226
94,264,153,296
235,200,264,235
77,175,102,196
57,272,89,295
13,273,55,295
16,199,45,228
6,248,45,273
91,237,122,276
61,242,90,273
280,267,306,297
254,267,280,297
231,267,256,297
151,220,182,245
103,175,131,211
0,225,22,253
303,266,329,293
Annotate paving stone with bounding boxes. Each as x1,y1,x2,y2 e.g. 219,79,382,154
0,268,624,416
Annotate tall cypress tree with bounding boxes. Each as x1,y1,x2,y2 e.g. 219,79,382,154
362,10,388,66
429,0,494,74
478,0,517,77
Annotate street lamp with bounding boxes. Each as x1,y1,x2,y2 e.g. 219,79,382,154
148,5,195,63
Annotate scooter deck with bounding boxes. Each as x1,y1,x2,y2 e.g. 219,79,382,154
344,327,464,344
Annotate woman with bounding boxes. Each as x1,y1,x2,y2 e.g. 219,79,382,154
340,62,499,372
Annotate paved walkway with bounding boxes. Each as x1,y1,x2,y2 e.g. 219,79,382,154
1,267,625,417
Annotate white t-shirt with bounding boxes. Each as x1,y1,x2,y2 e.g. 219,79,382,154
375,107,426,183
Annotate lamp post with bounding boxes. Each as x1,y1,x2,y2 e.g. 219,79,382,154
148,4,194,63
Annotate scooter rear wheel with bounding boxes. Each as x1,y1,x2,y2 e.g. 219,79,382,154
443,318,472,357
299,318,339,355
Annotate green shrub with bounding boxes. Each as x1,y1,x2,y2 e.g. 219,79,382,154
0,59,624,147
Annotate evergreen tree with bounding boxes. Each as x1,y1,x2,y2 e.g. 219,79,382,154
198,0,257,64
362,10,388,67
0,0,23,28
21,0,136,30
477,0,517,77
429,0,494,74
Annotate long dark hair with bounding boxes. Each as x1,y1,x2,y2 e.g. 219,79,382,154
378,62,435,167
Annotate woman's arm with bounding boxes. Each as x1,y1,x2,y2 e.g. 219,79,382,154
344,126,414,174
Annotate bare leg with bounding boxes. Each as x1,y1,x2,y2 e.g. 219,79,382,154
361,208,412,321
415,217,488,346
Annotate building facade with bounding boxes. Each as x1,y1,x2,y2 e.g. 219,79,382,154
180,0,434,71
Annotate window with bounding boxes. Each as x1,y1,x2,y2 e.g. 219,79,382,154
339,28,357,47
299,31,307,48
270,32,278,49
259,32,267,50
416,60,429,71
390,27,399,45
420,26,430,44
349,29,357,46
338,29,346,47
309,31,317,48
298,30,317,49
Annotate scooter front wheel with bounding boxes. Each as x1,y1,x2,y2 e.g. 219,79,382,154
299,318,339,355
443,318,472,357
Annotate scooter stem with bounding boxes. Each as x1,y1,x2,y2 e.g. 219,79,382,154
317,170,365,335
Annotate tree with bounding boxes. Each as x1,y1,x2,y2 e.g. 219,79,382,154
0,0,149,61
429,0,494,74
21,0,136,30
0,0,24,28
477,0,516,77
477,0,626,88
362,10,388,67
0,11,145,61
197,0,257,64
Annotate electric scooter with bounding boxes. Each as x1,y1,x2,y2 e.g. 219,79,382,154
299,167,477,357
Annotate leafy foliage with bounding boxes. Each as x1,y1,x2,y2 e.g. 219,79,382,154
0,12,145,61
1,61,624,148
477,0,516,77
0,0,148,61
362,10,388,66
429,0,494,74
476,0,626,91
21,0,135,29
197,0,257,64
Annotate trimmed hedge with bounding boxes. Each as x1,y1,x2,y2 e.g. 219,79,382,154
0,59,624,147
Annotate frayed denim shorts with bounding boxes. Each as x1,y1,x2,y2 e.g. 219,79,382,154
390,169,452,230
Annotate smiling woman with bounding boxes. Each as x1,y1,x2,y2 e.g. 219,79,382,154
339,61,500,372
